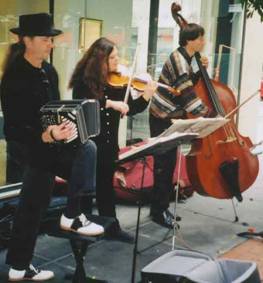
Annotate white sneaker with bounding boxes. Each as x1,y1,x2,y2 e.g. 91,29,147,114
60,213,104,236
9,264,54,281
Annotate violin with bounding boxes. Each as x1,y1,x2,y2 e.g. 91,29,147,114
107,72,181,96
171,2,259,202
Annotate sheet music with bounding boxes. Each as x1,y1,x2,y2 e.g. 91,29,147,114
118,117,228,163
119,132,198,162
159,117,229,138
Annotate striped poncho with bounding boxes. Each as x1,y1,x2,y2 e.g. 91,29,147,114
150,47,208,119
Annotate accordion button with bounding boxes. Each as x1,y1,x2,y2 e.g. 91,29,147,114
105,95,108,99
101,108,104,111
106,113,110,116
107,122,110,125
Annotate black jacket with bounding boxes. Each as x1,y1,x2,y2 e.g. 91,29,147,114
0,56,60,147
73,83,149,154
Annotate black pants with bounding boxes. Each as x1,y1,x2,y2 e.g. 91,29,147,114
149,114,177,213
6,141,25,184
95,144,117,219
6,140,97,270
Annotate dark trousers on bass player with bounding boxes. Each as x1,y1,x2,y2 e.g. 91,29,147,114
149,114,177,214
6,140,96,270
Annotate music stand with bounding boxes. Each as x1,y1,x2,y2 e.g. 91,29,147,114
117,132,198,283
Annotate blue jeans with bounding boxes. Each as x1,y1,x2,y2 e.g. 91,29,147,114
65,141,97,217
6,140,97,270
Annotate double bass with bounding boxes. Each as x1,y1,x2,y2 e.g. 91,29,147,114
171,3,259,201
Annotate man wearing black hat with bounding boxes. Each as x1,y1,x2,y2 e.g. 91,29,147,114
1,13,104,281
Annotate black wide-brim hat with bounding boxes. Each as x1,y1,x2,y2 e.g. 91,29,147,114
10,13,62,36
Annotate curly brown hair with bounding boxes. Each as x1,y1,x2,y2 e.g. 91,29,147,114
68,37,115,98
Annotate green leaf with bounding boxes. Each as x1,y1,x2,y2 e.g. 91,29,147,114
241,0,263,21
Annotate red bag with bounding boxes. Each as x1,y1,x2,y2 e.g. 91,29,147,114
113,142,194,202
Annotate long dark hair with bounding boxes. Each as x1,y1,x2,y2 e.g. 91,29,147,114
2,37,26,75
69,37,115,98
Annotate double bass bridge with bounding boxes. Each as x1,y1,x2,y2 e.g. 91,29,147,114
216,137,237,144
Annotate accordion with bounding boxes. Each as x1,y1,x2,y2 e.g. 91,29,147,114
40,99,100,144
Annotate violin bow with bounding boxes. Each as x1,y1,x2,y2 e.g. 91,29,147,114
123,43,141,105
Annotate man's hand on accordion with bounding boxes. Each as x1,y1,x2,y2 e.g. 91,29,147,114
42,119,78,143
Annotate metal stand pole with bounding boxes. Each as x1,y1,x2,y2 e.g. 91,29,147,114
131,157,147,283
172,145,182,250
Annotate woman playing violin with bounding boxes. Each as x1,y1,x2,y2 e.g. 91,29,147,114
69,37,156,242
149,23,209,229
